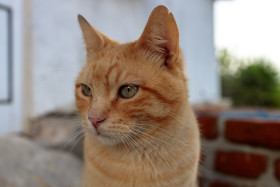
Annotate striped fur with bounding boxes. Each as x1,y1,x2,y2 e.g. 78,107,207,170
76,5,200,187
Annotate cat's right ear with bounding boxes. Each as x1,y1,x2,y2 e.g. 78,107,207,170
78,15,110,56
137,6,179,67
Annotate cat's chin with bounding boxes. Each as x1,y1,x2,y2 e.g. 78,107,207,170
96,135,121,146
94,132,123,146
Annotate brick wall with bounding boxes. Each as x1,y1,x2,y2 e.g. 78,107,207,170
197,110,280,187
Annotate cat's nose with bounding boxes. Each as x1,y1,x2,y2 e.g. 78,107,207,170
88,116,106,130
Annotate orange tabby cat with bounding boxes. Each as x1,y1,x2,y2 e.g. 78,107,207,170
75,5,200,187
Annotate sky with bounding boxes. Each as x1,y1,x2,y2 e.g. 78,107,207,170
214,0,280,70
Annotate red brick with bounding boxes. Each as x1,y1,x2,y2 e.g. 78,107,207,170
209,181,236,187
225,119,280,149
197,116,218,139
215,151,267,178
275,159,280,181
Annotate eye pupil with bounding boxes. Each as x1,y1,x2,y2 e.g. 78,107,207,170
82,84,92,96
119,85,138,98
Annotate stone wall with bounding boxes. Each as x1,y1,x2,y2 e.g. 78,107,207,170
0,135,82,187
197,109,280,187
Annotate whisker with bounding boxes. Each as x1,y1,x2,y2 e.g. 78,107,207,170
63,128,84,149
120,135,137,170
133,125,189,149
70,129,85,152
127,129,176,177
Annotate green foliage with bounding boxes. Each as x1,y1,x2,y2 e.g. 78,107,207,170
218,49,280,108
219,49,241,76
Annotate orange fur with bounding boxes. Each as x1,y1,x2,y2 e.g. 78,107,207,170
75,5,200,187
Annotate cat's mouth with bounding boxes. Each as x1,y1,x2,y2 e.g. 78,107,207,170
94,128,109,137
94,127,120,140
85,120,131,144
95,131,125,145
95,130,111,138
94,127,133,145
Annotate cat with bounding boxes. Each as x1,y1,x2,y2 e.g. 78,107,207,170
75,5,200,187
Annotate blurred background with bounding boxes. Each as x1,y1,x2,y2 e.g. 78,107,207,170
0,0,280,186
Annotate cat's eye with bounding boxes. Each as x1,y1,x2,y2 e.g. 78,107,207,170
119,85,138,98
82,84,92,97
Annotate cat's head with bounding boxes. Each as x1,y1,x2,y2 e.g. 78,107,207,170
75,5,189,145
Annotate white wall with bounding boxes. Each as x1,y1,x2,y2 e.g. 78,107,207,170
0,0,23,133
28,0,220,117
161,0,220,103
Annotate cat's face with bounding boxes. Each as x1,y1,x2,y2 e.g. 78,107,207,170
75,6,189,145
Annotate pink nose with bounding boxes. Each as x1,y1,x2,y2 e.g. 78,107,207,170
88,116,106,129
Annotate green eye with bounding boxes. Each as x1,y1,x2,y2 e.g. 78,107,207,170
119,85,138,98
82,84,92,96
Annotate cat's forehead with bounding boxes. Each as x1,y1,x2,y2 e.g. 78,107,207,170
88,45,130,66
83,51,145,89
88,50,130,76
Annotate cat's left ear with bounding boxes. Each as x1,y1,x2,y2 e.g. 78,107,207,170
137,5,179,66
78,14,113,56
